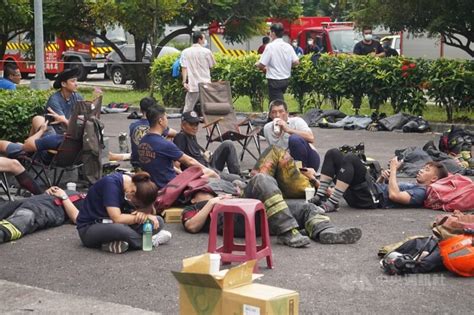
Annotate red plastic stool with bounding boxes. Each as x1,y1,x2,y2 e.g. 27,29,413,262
207,198,273,272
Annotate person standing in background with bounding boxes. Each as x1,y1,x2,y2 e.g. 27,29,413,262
181,31,216,113
255,23,299,103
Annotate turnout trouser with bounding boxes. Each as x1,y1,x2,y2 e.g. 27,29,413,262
252,145,312,199
78,216,164,250
0,208,35,242
244,173,333,238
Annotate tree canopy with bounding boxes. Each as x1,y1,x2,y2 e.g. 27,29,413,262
0,0,32,63
350,0,474,57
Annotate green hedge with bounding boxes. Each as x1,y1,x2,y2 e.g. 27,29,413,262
150,53,473,121
0,89,51,142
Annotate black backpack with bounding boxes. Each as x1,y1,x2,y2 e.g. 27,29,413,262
439,125,472,154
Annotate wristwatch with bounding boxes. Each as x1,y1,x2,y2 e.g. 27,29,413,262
60,194,69,201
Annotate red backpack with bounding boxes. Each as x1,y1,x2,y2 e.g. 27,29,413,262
154,166,204,213
424,174,474,212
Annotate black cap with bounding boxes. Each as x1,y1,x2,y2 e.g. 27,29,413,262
53,68,79,89
181,111,201,123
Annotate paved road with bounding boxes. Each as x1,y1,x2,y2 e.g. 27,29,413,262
1,112,472,314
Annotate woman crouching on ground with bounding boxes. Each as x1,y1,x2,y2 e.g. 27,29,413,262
76,172,171,253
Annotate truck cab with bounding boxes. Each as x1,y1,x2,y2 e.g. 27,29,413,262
298,22,362,54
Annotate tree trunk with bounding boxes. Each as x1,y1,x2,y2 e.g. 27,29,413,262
0,34,8,63
130,39,150,90
155,27,193,57
445,102,453,123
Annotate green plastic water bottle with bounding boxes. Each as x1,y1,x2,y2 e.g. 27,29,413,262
142,219,153,251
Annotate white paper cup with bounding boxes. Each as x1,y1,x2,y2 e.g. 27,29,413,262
273,118,281,134
209,253,221,274
66,182,77,191
305,187,315,202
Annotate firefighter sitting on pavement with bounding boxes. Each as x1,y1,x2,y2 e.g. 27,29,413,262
173,110,241,182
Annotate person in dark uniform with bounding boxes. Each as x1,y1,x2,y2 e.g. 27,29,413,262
353,26,385,114
382,38,399,57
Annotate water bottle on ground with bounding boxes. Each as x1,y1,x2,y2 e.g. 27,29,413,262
118,132,129,153
142,219,153,251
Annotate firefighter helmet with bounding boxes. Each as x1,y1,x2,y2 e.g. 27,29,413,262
439,234,474,277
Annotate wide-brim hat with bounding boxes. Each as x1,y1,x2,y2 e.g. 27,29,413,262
53,68,79,89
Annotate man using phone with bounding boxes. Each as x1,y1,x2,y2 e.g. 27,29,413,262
310,149,449,212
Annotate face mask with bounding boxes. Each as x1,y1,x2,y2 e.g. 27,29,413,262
307,40,313,46
292,42,297,48
364,34,373,41
202,39,208,47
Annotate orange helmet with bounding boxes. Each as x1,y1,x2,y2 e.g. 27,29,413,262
439,234,474,277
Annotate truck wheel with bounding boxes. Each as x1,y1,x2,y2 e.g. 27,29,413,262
68,58,88,81
111,67,126,85
21,72,29,79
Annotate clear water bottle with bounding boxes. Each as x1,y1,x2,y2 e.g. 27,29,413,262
142,219,153,251
118,132,129,153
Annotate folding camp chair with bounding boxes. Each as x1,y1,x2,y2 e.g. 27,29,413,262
0,172,13,201
199,82,261,161
22,97,102,188
23,136,84,187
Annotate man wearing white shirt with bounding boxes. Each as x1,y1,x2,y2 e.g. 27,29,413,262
264,100,321,171
256,23,299,102
181,31,216,112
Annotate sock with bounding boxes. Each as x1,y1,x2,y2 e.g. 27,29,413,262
316,179,331,197
15,171,43,195
328,187,345,206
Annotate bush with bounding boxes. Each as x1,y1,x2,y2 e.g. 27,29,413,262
0,89,50,142
151,52,267,111
151,51,472,120
427,59,474,122
213,53,266,111
150,52,183,108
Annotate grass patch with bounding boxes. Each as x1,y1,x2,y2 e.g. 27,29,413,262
77,87,470,123
233,95,471,123
79,87,149,107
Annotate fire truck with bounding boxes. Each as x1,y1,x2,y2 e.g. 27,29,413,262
208,17,361,56
2,33,115,81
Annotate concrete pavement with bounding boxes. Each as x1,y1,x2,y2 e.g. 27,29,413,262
1,111,472,314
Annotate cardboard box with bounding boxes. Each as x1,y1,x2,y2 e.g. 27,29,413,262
172,254,299,315
163,207,183,223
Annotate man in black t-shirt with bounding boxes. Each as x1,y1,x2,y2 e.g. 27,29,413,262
173,111,241,179
353,27,385,114
382,38,399,57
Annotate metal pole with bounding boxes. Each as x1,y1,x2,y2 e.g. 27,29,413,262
30,0,50,90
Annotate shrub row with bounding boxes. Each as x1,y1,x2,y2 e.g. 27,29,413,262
0,89,50,142
151,53,473,122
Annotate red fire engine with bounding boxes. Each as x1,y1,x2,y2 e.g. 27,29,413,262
208,17,361,56
2,33,113,81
